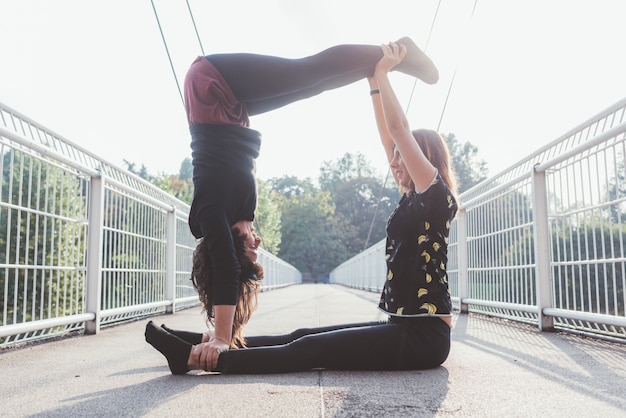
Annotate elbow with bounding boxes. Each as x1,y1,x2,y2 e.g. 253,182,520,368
387,119,411,139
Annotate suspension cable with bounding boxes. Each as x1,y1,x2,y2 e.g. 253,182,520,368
437,0,478,131
186,0,205,55
150,0,185,110
403,0,443,115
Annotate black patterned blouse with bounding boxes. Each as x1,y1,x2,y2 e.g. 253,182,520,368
379,172,458,317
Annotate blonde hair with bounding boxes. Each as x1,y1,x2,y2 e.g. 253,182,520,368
400,129,458,197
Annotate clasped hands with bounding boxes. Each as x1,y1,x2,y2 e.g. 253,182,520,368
189,333,230,371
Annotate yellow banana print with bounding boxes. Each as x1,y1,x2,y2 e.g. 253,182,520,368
417,288,428,298
396,307,404,315
417,235,428,245
432,242,441,252
425,273,432,283
420,303,437,315
387,270,394,280
424,221,430,230
421,250,431,263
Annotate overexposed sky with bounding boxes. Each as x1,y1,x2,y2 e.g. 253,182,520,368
1,0,624,183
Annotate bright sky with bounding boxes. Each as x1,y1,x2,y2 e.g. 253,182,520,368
1,1,625,183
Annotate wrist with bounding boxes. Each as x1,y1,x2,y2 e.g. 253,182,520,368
212,336,230,346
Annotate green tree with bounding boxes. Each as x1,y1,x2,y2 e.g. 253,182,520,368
270,176,347,279
319,152,397,255
443,133,488,193
268,175,317,199
179,158,193,181
146,159,195,205
607,157,625,223
152,173,193,204
332,176,396,254
318,152,378,193
123,160,153,182
254,179,282,255
0,151,86,331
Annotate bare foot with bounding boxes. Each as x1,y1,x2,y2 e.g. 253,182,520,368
394,37,439,84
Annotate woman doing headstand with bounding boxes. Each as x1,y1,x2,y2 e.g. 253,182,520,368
145,39,455,374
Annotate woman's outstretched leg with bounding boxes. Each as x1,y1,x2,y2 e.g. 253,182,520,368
243,321,382,347
160,324,204,345
161,321,381,347
214,322,407,374
214,318,450,374
207,37,437,115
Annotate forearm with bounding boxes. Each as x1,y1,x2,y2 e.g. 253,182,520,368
368,78,394,161
212,304,236,346
373,71,411,137
188,305,234,371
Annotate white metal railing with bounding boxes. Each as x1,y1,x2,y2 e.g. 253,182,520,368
332,97,626,342
0,102,301,347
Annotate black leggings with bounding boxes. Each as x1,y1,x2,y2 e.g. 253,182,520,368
206,43,395,116
212,317,450,374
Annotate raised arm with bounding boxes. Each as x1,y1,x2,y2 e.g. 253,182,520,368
368,77,394,164
373,43,436,192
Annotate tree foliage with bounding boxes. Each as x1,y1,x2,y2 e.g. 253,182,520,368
254,179,282,255
443,133,488,193
272,178,348,278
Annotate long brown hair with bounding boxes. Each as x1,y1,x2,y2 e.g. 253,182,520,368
190,228,264,348
411,129,458,197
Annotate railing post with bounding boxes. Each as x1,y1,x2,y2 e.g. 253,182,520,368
165,208,177,314
532,166,555,331
85,173,105,334
457,208,469,313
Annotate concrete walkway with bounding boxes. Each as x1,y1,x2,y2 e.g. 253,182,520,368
2,284,625,417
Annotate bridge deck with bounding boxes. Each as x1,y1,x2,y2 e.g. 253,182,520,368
2,284,625,417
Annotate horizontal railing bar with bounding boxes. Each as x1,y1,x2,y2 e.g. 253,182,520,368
552,257,626,266
0,125,101,177
461,97,626,197
102,226,167,243
467,265,535,272
461,298,539,314
543,308,626,328
0,313,95,338
467,221,534,241
460,173,531,209
101,268,165,274
0,201,87,224
0,264,84,271
0,101,111,162
535,121,626,172
100,301,172,318
175,296,200,304
104,178,176,213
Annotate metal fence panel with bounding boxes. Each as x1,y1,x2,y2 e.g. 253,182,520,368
0,102,302,347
